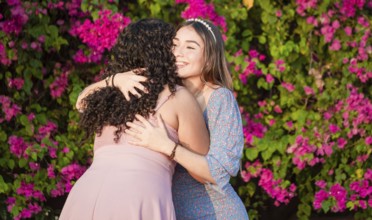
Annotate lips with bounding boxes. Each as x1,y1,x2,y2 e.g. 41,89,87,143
176,61,187,68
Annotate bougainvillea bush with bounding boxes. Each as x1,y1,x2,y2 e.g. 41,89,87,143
0,0,370,219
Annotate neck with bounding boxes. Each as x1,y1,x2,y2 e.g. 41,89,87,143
183,79,205,97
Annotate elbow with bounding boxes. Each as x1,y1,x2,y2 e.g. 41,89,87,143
189,172,209,184
200,146,209,156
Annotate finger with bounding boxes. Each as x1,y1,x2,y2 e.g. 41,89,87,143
125,129,141,140
123,91,131,101
132,119,145,128
132,75,147,82
126,122,144,133
133,68,147,75
129,88,141,98
134,114,152,127
127,140,146,147
133,82,147,92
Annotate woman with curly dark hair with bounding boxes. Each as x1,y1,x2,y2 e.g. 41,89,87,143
110,18,248,219
59,18,209,220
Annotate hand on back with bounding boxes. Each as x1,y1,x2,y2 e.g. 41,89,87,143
114,69,148,101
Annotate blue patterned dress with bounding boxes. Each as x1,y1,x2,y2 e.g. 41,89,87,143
172,88,249,220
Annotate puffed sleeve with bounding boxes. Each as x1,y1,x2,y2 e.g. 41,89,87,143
204,88,244,192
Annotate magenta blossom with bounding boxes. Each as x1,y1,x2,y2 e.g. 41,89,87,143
8,135,28,158
304,86,314,95
8,77,24,90
365,136,372,145
266,74,274,83
176,0,227,32
281,82,295,92
329,124,340,133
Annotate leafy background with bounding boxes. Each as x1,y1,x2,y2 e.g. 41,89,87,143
0,0,371,219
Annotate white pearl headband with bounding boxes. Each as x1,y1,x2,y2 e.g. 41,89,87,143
186,18,217,42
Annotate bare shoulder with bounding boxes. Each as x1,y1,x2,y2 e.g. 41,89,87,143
172,86,195,102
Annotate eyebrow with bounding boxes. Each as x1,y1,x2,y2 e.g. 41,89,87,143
173,38,201,47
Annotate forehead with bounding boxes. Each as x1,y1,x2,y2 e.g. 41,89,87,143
175,26,204,45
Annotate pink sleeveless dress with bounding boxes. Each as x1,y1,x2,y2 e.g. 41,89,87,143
59,94,178,220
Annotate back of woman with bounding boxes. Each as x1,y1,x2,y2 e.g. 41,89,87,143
61,88,180,220
59,18,209,220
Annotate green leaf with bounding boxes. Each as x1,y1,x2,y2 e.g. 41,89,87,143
20,115,30,126
246,182,256,196
0,176,8,193
245,147,258,161
36,113,47,124
8,159,15,169
0,131,7,142
322,200,331,213
258,35,267,44
31,152,38,161
18,158,27,168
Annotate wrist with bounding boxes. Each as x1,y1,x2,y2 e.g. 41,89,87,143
105,75,112,86
168,142,179,160
162,140,176,156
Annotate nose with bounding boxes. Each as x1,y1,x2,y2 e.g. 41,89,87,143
173,45,183,57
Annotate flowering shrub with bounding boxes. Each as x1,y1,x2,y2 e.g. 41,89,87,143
0,0,370,219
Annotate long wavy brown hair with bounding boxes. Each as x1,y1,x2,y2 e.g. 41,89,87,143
79,18,181,142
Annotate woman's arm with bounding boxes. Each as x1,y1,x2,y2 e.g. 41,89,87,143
76,71,147,111
127,114,214,184
126,88,244,188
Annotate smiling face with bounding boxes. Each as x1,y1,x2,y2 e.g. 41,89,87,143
173,26,206,82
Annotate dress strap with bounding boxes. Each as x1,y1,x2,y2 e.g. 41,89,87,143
154,86,182,112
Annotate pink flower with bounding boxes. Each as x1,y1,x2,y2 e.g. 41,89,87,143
29,162,40,171
365,136,372,145
266,74,274,83
47,164,56,178
61,163,87,181
329,184,347,212
37,121,57,138
286,121,293,129
275,59,286,72
8,77,24,90
281,82,295,92
6,197,16,212
71,10,131,63
313,190,329,209
329,124,340,133
248,50,259,58
242,113,267,144
269,119,276,126
306,16,318,26
337,138,347,149
8,135,28,158
276,10,282,17
344,26,352,36
49,72,69,98
27,113,35,121
296,0,318,16
0,96,22,122
330,39,341,51
315,180,327,188
274,105,282,113
176,0,227,32
240,170,251,182
304,86,314,95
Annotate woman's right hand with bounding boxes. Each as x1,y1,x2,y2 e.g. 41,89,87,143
114,69,148,101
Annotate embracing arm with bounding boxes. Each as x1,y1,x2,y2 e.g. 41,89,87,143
127,89,244,187
76,71,147,112
172,88,211,183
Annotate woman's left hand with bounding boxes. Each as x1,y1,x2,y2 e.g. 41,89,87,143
126,114,175,156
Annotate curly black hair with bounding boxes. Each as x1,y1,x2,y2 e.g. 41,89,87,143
79,18,181,142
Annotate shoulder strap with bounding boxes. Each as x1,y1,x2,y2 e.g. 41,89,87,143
154,86,182,112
